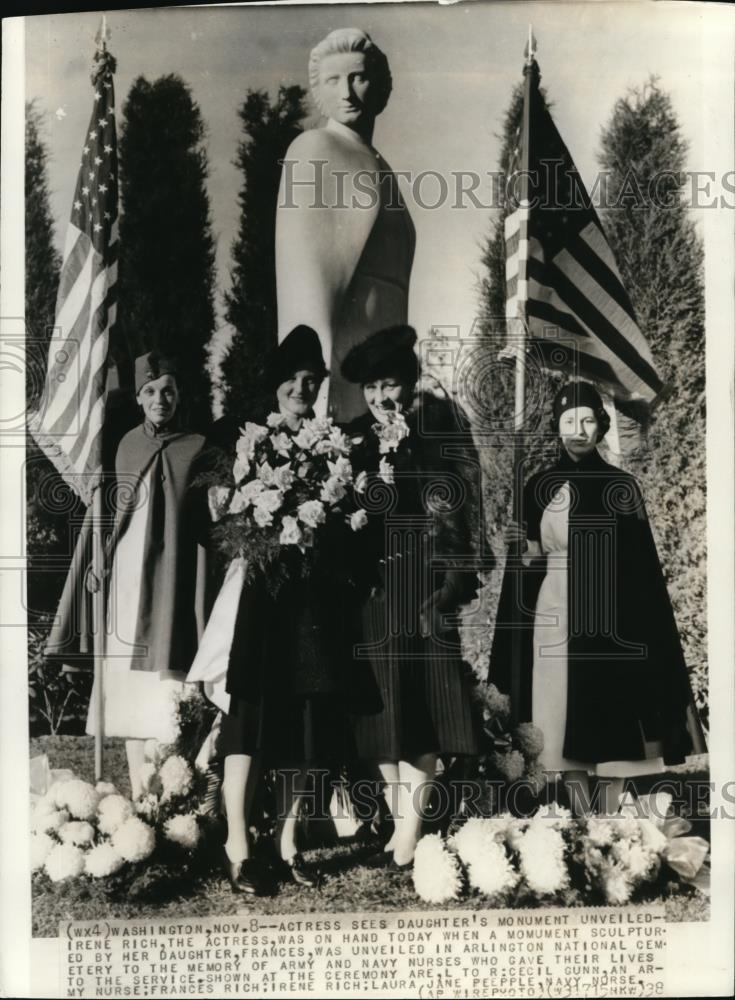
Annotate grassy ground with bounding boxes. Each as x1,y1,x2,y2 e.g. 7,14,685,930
30,736,710,937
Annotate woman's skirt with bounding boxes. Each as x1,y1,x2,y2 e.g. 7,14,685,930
532,556,664,778
217,693,352,767
349,588,481,761
85,469,192,743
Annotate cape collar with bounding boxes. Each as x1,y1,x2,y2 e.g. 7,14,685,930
555,447,608,475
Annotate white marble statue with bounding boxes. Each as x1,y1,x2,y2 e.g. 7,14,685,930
275,28,415,421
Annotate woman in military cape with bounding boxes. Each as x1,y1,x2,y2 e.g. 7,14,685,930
490,381,706,815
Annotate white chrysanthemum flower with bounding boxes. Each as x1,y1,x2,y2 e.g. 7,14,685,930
585,817,615,847
534,803,573,830
95,781,117,797
518,823,569,896
612,840,656,880
34,792,58,817
33,808,69,835
451,819,518,897
159,755,193,801
412,834,463,904
164,813,200,850
354,470,368,494
59,821,95,847
614,815,641,840
111,817,155,863
266,412,288,429
451,818,496,866
58,779,100,821
49,779,74,809
44,843,85,882
602,862,633,904
85,842,125,878
350,509,368,531
97,794,134,835
31,832,55,871
469,839,519,898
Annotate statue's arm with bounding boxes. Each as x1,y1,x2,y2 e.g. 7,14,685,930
275,129,378,360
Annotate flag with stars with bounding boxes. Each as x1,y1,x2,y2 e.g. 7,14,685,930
504,59,664,409
29,44,118,505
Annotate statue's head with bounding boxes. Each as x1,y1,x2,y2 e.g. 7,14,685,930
309,28,392,126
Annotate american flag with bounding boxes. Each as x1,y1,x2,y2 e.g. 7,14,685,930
29,43,118,505
505,59,663,408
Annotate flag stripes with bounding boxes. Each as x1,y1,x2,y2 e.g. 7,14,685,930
29,48,118,505
504,60,663,407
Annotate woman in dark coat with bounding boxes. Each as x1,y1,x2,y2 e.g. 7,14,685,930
491,380,706,815
194,325,350,895
341,325,483,869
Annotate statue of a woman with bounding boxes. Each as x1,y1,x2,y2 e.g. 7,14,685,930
275,28,415,422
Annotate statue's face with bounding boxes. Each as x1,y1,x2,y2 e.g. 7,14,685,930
316,51,376,127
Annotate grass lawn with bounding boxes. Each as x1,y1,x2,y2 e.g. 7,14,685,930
30,736,710,937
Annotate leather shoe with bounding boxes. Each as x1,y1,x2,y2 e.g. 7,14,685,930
281,852,321,889
387,857,413,876
221,849,271,896
363,849,393,869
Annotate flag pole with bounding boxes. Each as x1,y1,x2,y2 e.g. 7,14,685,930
509,27,537,725
92,485,105,781
92,14,110,782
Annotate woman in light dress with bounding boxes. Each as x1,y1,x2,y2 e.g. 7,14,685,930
86,353,207,800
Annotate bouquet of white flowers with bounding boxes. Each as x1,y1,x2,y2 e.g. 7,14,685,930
29,744,216,900
413,799,709,908
205,414,369,593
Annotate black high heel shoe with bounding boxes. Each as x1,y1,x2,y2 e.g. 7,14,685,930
281,852,321,889
221,848,272,896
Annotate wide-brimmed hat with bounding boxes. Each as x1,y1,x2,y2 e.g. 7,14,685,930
265,325,328,390
341,324,419,385
134,351,178,393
